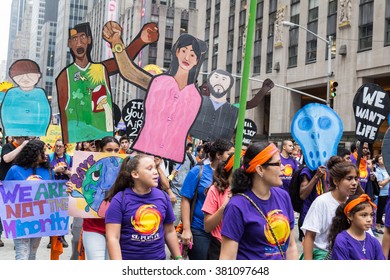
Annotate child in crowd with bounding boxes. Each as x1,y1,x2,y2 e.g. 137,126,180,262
327,194,384,260
104,155,181,260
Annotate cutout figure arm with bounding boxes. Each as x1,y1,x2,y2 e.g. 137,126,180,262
55,71,70,143
103,23,159,76
102,21,152,90
246,78,274,109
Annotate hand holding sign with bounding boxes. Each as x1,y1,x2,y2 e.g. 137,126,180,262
353,83,390,143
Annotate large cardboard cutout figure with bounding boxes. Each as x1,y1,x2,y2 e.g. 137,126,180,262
102,21,207,163
55,22,158,143
1,60,51,137
190,69,274,142
291,103,343,171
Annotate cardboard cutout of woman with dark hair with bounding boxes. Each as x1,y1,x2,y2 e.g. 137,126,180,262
103,21,207,163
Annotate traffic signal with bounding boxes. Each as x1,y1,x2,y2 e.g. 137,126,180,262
330,80,338,97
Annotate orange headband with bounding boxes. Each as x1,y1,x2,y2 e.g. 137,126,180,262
224,150,246,173
344,194,377,216
245,143,279,173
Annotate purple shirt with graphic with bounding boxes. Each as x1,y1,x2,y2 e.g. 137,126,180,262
221,187,294,260
105,187,175,260
280,154,300,192
331,231,385,260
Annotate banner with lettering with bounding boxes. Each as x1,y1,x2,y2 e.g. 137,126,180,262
0,180,69,239
243,119,257,145
122,99,144,140
353,83,390,143
68,151,128,218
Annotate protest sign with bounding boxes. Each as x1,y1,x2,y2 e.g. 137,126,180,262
68,151,128,218
122,99,144,140
0,180,69,239
243,119,257,145
353,83,390,143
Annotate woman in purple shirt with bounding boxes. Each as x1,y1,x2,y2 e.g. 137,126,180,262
328,194,384,260
220,142,298,260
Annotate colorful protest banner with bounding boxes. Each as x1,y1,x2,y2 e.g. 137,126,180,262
0,180,69,239
68,151,128,218
291,103,343,171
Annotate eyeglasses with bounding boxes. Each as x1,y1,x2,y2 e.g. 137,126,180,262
263,160,282,167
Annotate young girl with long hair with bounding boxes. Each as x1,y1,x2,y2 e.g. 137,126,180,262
220,142,298,260
301,156,359,260
104,155,181,260
5,140,54,260
327,194,384,260
202,152,240,259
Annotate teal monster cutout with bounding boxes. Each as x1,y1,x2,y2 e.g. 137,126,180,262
291,103,343,171
71,156,123,217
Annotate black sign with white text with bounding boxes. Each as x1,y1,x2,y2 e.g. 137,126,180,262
353,83,390,143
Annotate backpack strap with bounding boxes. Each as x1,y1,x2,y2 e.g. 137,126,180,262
187,152,195,169
190,165,203,223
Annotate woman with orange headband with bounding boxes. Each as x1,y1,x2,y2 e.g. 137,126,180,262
219,142,298,260
301,156,360,260
327,194,384,259
201,151,241,259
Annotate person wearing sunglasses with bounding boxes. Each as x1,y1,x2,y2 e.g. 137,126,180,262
219,142,298,260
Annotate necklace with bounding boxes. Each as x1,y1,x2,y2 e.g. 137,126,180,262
359,239,366,255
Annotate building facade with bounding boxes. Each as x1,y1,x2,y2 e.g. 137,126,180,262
198,0,390,152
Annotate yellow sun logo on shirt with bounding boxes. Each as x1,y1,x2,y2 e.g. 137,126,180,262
264,210,290,245
131,204,162,235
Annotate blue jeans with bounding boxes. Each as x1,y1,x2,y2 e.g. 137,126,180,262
14,237,41,260
188,227,211,260
82,231,109,260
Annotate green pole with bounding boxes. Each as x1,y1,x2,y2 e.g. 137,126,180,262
233,0,257,170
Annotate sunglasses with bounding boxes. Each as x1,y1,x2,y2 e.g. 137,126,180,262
263,160,282,167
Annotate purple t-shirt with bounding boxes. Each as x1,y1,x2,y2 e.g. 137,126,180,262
105,187,176,260
299,167,325,222
331,231,385,260
280,154,300,192
221,187,294,260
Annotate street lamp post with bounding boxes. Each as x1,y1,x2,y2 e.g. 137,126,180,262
282,21,332,107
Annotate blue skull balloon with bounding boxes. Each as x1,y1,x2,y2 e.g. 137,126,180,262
291,103,343,171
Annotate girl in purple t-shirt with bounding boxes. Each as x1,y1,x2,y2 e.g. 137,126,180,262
327,194,384,260
220,142,298,260
104,155,182,260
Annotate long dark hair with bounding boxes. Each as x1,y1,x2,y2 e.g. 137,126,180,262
167,33,207,85
212,153,234,194
14,139,50,169
327,194,374,252
231,142,273,194
105,154,147,202
207,138,233,163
